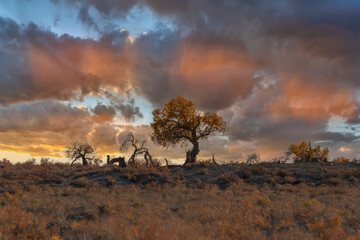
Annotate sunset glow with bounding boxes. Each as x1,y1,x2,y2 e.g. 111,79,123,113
0,0,359,163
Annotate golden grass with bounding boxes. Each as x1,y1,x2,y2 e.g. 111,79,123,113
1,160,360,239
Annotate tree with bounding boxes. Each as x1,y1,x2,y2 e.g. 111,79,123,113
246,153,260,164
120,132,154,167
65,141,96,166
151,96,226,164
288,141,329,163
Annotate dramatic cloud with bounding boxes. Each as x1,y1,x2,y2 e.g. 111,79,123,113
0,100,91,132
92,103,116,123
104,91,144,122
1,0,360,161
53,0,137,17
132,28,259,110
0,100,92,157
0,17,133,105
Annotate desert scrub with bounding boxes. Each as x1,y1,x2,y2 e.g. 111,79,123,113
238,169,253,179
218,172,243,185
72,177,89,187
199,168,209,175
289,141,329,163
1,161,360,239
104,176,116,187
248,164,268,175
277,169,291,178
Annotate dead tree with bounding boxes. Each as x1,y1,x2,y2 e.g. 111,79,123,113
120,132,155,167
65,141,96,166
107,155,126,168
212,154,217,164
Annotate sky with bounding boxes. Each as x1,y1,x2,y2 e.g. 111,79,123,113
0,0,359,164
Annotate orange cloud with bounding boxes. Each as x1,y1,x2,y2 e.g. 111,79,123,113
339,147,353,152
266,77,357,122
27,41,133,101
170,40,256,110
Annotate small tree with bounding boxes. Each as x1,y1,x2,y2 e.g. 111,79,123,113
289,141,329,163
151,96,226,164
120,132,154,167
65,141,96,166
246,153,260,164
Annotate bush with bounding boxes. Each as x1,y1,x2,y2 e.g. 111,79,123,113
105,176,116,187
289,141,329,163
72,177,89,187
333,157,350,163
246,153,260,164
249,165,267,175
218,172,243,185
277,169,291,178
238,169,253,179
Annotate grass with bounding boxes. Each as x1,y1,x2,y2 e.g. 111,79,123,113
1,160,360,239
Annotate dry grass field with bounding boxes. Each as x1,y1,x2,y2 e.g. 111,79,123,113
1,159,360,239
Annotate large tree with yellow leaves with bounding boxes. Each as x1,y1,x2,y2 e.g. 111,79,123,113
151,96,226,164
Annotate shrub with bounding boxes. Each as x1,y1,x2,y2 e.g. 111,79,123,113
333,157,350,163
246,153,260,164
238,169,253,179
105,176,116,187
72,177,89,187
265,177,276,184
218,172,243,185
199,168,209,175
277,169,291,178
327,177,342,185
284,176,296,183
289,141,329,163
249,165,267,175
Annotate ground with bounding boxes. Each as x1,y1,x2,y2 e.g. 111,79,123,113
1,160,360,239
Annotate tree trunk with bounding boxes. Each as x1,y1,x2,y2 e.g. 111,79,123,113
184,141,199,165
144,151,154,167
82,156,88,166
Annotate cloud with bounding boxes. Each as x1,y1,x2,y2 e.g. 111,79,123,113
0,100,119,157
220,84,360,160
132,28,259,110
339,147,353,153
89,124,118,148
53,0,138,17
78,5,99,31
0,17,133,105
104,91,144,122
0,100,91,132
1,0,360,161
92,103,116,123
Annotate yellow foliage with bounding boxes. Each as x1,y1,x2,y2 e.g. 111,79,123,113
289,141,329,163
334,157,349,163
305,198,320,208
31,198,42,207
151,96,226,148
4,192,18,203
